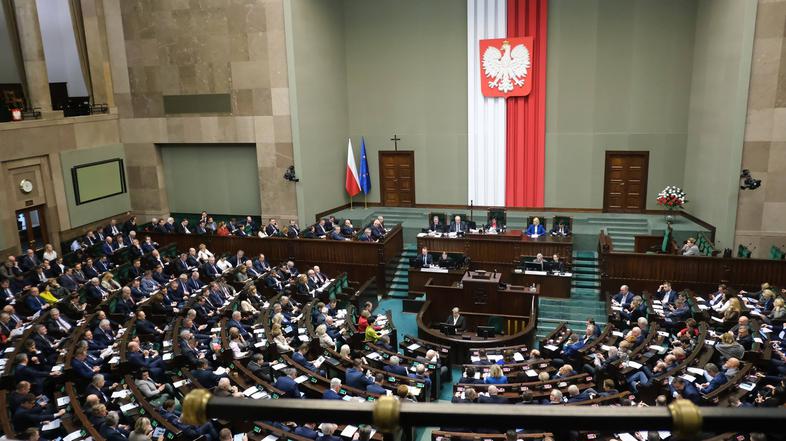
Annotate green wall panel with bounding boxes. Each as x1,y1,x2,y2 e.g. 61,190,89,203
160,144,261,215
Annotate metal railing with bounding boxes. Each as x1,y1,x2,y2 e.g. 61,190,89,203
181,389,785,441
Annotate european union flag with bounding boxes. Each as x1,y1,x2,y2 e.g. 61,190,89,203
359,137,371,194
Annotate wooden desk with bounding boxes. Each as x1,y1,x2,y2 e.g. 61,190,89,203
416,271,538,363
510,269,572,298
417,232,572,280
599,245,786,294
147,225,403,290
408,267,465,293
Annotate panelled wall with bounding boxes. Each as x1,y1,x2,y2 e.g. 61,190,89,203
111,0,297,223
735,0,786,257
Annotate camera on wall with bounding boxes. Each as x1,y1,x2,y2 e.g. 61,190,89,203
740,169,761,190
284,165,299,182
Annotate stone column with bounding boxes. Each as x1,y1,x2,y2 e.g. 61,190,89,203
13,0,56,115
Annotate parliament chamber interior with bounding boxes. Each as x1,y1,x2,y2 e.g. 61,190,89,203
1,0,785,440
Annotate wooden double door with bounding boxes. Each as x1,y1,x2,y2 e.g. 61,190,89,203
603,151,649,212
379,151,415,207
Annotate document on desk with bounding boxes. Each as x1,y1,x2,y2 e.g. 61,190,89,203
543,344,558,351
512,352,525,362
294,375,309,384
524,270,548,276
341,425,359,438
63,430,82,441
42,419,61,431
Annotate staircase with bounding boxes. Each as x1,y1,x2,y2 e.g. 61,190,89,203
385,244,417,298
585,217,649,252
535,250,606,341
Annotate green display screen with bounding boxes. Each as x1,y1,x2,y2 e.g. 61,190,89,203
72,159,126,204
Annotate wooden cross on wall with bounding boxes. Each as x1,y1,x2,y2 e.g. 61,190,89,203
390,134,401,151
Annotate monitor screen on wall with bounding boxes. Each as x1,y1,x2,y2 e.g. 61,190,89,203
71,159,127,205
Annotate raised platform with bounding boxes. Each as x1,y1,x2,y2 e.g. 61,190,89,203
322,206,711,252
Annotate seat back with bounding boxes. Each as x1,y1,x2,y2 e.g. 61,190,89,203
428,212,447,225
487,209,507,226
487,316,504,334
737,244,752,258
551,216,572,232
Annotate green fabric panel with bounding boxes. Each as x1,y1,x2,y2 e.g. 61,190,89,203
160,144,261,215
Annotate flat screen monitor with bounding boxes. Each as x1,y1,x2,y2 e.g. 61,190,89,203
524,261,545,271
477,326,495,338
71,158,127,205
439,323,457,336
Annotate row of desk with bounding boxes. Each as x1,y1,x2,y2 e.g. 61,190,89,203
145,225,403,290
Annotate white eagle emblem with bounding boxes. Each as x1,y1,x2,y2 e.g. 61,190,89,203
482,40,531,93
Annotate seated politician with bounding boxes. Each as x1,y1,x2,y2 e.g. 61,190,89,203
427,215,444,233
525,217,546,237
486,217,501,233
550,220,571,236
413,247,433,268
445,307,466,332
449,215,467,233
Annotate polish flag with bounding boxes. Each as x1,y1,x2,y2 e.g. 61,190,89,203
345,139,361,197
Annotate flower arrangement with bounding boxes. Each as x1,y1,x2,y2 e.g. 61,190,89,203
656,186,687,209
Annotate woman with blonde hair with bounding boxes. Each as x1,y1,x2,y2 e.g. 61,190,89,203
197,243,214,263
296,274,310,296
715,332,744,360
484,363,508,384
271,324,293,352
101,272,121,291
760,289,776,313
42,244,57,262
769,297,786,321
723,297,742,322
316,324,335,349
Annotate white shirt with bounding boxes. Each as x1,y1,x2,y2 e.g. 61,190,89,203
217,259,232,272
197,249,214,262
43,250,58,261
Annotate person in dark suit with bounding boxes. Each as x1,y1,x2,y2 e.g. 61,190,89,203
612,285,635,306
459,367,483,384
445,307,467,331
329,226,347,241
293,344,321,373
294,423,320,439
346,359,374,389
24,288,48,314
382,356,408,376
248,353,273,382
71,349,100,381
176,219,192,234
59,269,79,293
658,282,679,304
265,218,280,236
274,368,302,398
550,221,571,236
358,228,374,242
428,215,444,233
478,385,509,404
228,250,246,267
670,377,702,405
19,249,40,273
101,237,116,257
99,412,128,441
341,219,355,236
366,374,387,395
414,247,433,268
287,220,301,238
549,254,565,272
322,378,343,400
698,363,727,394
192,359,223,388
315,219,328,238
318,424,342,441
448,216,467,233
13,354,54,395
370,220,386,240
13,393,65,432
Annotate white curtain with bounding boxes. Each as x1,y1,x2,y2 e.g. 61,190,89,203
467,0,507,206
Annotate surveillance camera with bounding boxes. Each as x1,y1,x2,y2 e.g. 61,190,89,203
284,165,299,182
739,169,761,190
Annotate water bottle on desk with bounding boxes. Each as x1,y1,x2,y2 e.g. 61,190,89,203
530,283,536,292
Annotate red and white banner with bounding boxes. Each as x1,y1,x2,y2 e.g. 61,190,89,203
479,37,533,97
468,0,547,207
